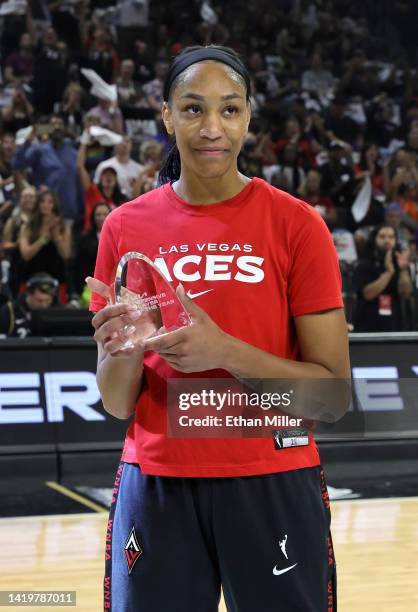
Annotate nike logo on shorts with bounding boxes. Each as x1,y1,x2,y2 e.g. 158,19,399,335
272,562,298,576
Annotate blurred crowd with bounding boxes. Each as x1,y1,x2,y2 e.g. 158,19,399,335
0,0,418,336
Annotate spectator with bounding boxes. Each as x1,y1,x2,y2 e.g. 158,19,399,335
131,139,164,196
83,26,120,83
77,138,126,232
85,98,124,135
273,117,315,170
384,202,413,249
13,115,83,224
0,134,22,225
79,115,111,176
367,94,401,148
143,60,169,112
298,170,337,229
248,51,280,99
139,139,164,167
132,39,155,85
384,149,418,203
2,185,37,295
93,136,143,199
352,224,413,331
18,190,72,295
0,249,11,308
33,27,69,114
1,87,34,134
237,132,264,178
406,123,418,163
354,143,384,194
49,0,84,51
271,143,306,195
320,141,356,216
115,0,151,56
0,272,58,338
116,59,142,109
73,202,110,296
397,183,418,227
0,0,30,60
325,97,360,145
304,110,331,150
3,32,34,85
301,52,336,98
338,50,380,99
60,83,86,138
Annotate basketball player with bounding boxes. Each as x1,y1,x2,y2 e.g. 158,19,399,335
88,45,350,611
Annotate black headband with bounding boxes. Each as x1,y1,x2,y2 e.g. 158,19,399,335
163,48,249,101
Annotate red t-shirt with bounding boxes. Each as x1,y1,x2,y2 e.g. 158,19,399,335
90,177,344,477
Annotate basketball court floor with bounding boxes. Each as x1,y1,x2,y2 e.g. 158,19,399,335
1,483,417,611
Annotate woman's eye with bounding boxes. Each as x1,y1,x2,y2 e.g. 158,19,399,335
185,105,201,115
224,106,239,116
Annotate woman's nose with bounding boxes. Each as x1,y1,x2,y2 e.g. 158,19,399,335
199,113,223,138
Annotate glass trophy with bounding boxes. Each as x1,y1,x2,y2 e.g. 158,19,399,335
112,251,192,349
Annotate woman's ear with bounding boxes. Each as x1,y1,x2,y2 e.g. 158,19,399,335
161,102,174,136
246,99,252,132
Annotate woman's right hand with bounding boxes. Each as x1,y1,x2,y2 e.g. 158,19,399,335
86,277,145,358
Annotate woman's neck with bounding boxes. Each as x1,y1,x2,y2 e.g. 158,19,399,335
172,172,251,205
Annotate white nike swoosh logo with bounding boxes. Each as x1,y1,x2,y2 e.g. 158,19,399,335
186,289,214,300
272,563,298,576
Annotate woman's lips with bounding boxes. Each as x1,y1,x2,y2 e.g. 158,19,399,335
195,149,228,156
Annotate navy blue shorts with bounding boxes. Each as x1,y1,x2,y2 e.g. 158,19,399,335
104,462,336,611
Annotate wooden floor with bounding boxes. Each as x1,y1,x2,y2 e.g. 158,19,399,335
1,497,417,611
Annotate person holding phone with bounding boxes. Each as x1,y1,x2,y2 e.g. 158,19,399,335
353,223,413,331
13,115,83,224
87,45,350,612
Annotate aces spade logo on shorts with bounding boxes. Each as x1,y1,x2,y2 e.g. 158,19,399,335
124,526,143,574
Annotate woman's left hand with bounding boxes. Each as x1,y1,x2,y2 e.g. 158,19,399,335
144,284,230,373
395,248,410,270
50,216,61,239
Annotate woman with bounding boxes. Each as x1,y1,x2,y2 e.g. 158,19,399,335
73,202,110,297
271,142,306,195
18,190,71,298
2,185,37,295
354,143,384,194
298,169,337,229
88,45,350,611
83,25,120,84
0,133,23,223
384,148,418,203
77,139,125,232
273,116,315,169
131,140,164,197
60,82,85,139
352,224,413,332
1,87,34,134
79,115,111,176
